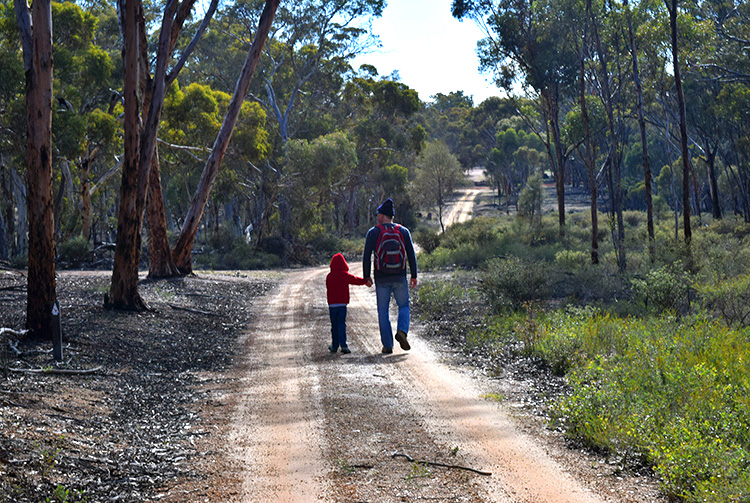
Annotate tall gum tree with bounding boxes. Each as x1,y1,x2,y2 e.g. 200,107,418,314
108,0,225,303
453,0,578,235
171,0,280,274
14,0,56,338
666,0,692,251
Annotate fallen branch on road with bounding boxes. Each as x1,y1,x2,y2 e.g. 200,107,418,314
391,451,492,476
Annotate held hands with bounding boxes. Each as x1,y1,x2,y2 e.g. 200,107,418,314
365,278,373,287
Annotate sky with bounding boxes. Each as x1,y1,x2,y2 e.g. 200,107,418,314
351,0,503,105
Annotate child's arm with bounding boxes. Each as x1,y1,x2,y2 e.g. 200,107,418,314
346,273,369,286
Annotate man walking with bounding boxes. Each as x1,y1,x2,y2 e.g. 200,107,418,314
363,198,418,353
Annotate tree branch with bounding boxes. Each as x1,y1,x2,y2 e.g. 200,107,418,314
391,452,492,476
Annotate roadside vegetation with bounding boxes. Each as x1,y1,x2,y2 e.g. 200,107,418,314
413,210,750,503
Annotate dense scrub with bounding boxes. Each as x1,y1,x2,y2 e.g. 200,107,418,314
413,210,750,502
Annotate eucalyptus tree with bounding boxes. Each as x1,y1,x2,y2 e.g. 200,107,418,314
108,0,225,308
216,0,384,147
339,75,422,224
13,0,55,337
422,91,473,155
666,0,693,248
158,81,269,232
587,0,630,271
487,127,544,208
283,131,357,239
684,78,724,220
698,0,750,82
715,83,750,221
411,141,463,232
623,0,656,255
452,0,579,235
0,0,26,259
455,96,517,170
51,1,119,242
170,0,280,274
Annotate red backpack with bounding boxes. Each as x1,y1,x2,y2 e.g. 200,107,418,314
375,224,407,274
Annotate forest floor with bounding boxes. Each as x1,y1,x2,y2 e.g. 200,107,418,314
1,182,666,502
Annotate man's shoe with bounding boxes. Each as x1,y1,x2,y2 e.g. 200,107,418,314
328,345,338,353
395,330,411,351
382,347,393,354
341,347,351,354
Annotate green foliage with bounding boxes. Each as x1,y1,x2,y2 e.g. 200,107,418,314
46,485,87,503
413,277,480,321
411,141,463,230
56,237,91,268
631,262,692,315
696,274,750,327
545,314,750,502
413,229,440,254
480,257,551,312
517,173,544,226
193,227,282,270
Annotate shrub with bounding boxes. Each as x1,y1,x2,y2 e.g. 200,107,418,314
413,276,480,321
479,256,550,312
550,263,627,305
554,249,589,270
195,239,282,270
631,261,692,315
57,237,91,268
414,229,440,254
696,274,750,327
623,210,646,229
548,314,750,502
306,231,342,259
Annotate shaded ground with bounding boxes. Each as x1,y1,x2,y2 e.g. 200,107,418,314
0,269,275,502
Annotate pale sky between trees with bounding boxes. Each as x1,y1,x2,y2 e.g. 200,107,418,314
351,0,503,104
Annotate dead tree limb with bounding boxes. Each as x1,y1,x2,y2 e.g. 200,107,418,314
391,451,492,476
9,366,103,375
166,303,216,316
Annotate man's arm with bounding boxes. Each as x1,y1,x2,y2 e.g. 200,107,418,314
402,227,418,282
362,227,377,279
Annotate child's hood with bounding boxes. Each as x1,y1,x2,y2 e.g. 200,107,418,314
329,253,349,272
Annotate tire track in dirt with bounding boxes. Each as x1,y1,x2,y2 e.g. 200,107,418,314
229,268,327,502
346,281,605,503
229,262,610,502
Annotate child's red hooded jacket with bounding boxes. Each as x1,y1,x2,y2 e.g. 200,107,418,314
326,253,368,306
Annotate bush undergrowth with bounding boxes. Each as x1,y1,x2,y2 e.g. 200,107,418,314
414,211,750,501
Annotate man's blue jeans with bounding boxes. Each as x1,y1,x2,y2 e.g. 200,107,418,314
375,277,410,349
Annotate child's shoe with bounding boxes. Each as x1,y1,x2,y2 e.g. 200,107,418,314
328,345,338,353
341,347,351,354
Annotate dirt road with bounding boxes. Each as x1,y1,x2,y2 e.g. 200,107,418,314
227,262,620,502
224,184,655,502
443,187,488,227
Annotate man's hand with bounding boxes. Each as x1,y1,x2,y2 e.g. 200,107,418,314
410,277,418,289
365,278,373,287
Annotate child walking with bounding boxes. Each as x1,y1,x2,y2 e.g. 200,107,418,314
326,253,372,354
